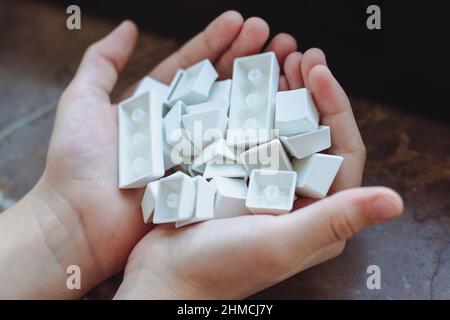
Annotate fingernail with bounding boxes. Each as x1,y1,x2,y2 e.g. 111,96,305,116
370,195,403,223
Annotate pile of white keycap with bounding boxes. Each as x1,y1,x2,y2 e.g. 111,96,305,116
118,52,343,227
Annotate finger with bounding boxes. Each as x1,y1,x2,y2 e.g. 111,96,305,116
278,75,289,91
283,52,304,89
301,48,327,88
150,11,244,83
309,64,366,189
69,21,138,97
279,187,403,255
264,33,298,70
215,17,270,78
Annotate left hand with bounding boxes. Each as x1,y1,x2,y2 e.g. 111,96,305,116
113,14,402,299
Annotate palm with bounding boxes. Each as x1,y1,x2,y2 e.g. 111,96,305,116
131,213,316,299
47,90,146,273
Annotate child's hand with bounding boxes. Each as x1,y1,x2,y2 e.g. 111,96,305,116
114,44,403,299
25,12,300,296
0,10,403,299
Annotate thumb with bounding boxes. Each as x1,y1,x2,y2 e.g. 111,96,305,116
278,187,404,254
66,20,138,98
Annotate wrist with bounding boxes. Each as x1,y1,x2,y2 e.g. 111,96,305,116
114,268,161,299
31,174,109,291
114,261,176,299
114,255,202,300
0,175,103,298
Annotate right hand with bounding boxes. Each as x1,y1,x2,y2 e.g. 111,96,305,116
114,20,403,298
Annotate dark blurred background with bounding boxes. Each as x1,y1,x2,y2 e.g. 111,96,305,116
48,0,450,122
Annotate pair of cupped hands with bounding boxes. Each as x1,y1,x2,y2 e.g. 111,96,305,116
16,11,403,299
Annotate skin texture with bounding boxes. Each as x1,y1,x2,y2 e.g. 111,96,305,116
0,11,403,299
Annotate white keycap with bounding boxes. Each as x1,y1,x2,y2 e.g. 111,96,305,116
182,108,228,149
190,138,242,174
142,180,159,223
164,101,186,145
121,78,168,188
293,154,343,198
162,123,183,171
203,164,248,180
118,91,164,188
227,52,280,147
195,138,240,164
280,125,331,159
186,163,202,176
240,139,293,174
209,177,250,218
133,76,170,117
166,59,218,106
153,172,196,223
187,162,205,176
176,176,216,228
185,100,224,115
246,169,297,215
165,70,183,107
206,79,232,114
163,101,200,164
275,88,319,136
